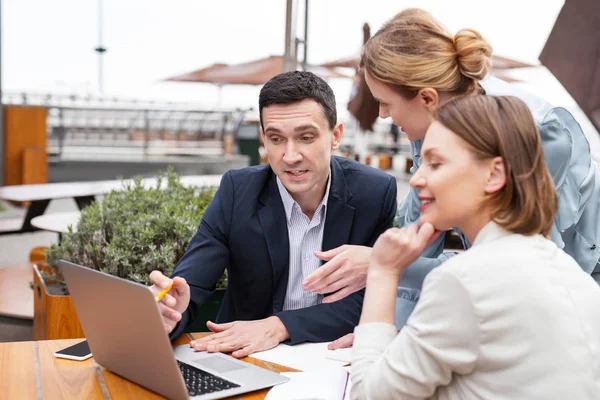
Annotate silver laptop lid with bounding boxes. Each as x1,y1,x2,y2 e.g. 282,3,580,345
59,260,190,400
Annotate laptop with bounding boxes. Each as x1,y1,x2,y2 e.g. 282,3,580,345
59,260,289,400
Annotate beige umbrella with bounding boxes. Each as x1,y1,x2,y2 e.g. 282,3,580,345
491,55,537,70
165,55,350,86
320,54,536,73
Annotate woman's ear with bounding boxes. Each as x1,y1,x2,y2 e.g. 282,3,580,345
418,88,440,113
484,156,506,194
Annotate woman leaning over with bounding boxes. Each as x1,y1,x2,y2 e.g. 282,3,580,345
350,95,600,400
303,9,600,339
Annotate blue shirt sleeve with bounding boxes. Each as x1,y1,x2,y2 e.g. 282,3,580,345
538,108,600,275
393,140,460,328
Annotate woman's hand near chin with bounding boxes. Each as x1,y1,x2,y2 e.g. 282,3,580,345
359,223,441,326
370,223,441,280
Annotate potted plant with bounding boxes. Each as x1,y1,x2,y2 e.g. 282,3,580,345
36,168,224,340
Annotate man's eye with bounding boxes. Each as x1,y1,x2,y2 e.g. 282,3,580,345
429,163,441,170
271,137,283,143
300,136,314,142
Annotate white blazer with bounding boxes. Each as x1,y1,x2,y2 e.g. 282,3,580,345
351,222,600,400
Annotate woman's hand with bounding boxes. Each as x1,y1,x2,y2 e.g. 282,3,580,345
371,223,440,279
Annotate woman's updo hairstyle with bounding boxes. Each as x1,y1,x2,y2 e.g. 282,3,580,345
361,8,493,99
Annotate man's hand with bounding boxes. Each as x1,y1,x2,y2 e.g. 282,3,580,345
302,245,373,303
327,333,354,350
149,270,190,334
189,317,290,358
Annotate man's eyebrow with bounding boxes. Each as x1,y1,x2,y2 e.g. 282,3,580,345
294,124,318,132
264,127,281,134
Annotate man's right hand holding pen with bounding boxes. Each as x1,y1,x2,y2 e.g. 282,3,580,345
149,271,190,334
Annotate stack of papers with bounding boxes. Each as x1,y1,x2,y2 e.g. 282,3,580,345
325,347,352,364
252,342,352,371
264,367,352,400
254,342,355,399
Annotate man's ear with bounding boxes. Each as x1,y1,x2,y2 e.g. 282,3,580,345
418,88,440,113
331,122,344,150
484,156,506,194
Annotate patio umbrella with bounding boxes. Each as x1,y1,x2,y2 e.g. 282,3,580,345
320,54,536,72
165,55,350,86
491,55,537,70
320,56,361,70
539,0,600,133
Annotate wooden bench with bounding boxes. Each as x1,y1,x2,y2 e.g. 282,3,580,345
0,264,34,320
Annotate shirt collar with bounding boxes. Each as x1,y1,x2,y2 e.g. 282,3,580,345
472,221,512,247
276,171,331,222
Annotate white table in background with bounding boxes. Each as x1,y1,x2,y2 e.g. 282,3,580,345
0,175,222,236
30,211,81,235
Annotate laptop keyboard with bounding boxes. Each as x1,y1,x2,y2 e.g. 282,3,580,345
177,360,241,396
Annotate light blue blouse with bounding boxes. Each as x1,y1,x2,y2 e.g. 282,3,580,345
394,77,600,328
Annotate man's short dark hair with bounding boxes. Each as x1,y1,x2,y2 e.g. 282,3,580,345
259,71,337,130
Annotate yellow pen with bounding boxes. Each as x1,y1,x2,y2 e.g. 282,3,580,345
155,280,174,302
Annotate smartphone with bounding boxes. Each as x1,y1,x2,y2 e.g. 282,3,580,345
53,340,92,361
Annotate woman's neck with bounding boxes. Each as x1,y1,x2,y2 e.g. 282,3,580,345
459,210,493,245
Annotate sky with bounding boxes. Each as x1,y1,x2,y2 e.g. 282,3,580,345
2,0,567,111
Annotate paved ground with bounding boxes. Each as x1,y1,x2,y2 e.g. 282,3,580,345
0,199,75,268
0,170,412,269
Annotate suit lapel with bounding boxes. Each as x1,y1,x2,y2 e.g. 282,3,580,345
257,172,289,313
322,157,355,252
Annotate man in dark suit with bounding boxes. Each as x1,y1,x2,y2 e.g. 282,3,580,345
150,71,397,358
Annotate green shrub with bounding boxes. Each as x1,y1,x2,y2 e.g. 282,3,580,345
45,168,226,291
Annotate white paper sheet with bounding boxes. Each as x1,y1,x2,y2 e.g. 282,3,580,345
325,347,352,364
264,367,350,400
252,342,349,371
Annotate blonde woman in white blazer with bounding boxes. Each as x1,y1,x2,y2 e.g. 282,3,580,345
351,96,600,400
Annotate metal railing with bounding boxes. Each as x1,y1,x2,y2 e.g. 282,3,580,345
2,91,251,158
2,91,207,110
46,107,249,157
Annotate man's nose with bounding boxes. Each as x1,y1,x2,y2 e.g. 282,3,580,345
283,142,302,163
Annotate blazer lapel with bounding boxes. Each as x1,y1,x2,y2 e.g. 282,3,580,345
322,157,355,252
257,172,290,313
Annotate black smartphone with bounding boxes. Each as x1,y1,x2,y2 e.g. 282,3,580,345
53,340,92,361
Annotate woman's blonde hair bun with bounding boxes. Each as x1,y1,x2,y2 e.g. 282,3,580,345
454,29,493,82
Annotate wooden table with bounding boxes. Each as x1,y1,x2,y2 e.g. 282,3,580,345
0,175,222,236
0,333,296,399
